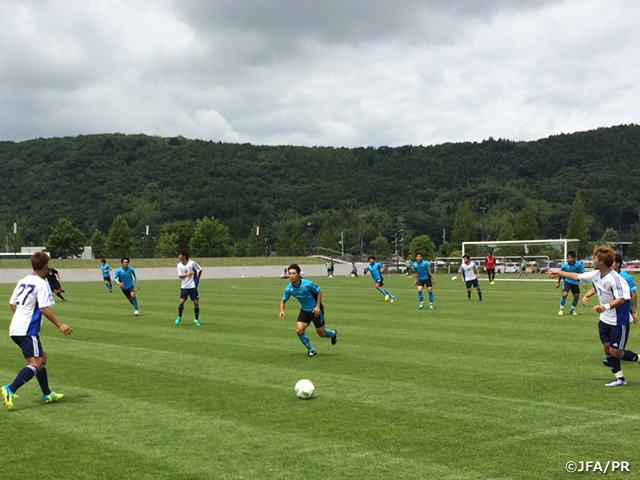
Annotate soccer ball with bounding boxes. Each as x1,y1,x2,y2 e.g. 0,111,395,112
451,276,457,280
295,379,314,399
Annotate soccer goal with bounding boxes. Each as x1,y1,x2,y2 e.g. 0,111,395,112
462,239,580,268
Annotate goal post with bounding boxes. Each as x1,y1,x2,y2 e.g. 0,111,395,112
462,239,580,263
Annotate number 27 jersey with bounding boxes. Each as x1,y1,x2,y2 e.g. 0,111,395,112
9,274,55,336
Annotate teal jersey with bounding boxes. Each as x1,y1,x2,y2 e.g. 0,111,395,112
620,271,637,293
560,261,585,286
114,266,138,289
412,260,431,281
364,262,384,282
101,263,111,277
282,279,321,312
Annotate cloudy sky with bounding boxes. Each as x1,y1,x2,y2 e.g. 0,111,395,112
1,0,638,147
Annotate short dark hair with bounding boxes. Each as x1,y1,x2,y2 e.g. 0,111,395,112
368,256,376,261
288,264,301,274
462,254,470,260
178,248,190,260
32,252,49,271
121,257,130,263
615,253,624,267
415,252,423,256
100,258,106,263
567,251,576,258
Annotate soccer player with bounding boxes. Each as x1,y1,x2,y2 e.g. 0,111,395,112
100,258,113,292
458,255,483,301
405,258,413,278
2,252,73,411
279,264,337,356
114,257,140,315
556,250,585,316
175,248,203,326
46,266,66,302
412,252,435,310
350,262,358,277
364,256,396,302
484,251,497,284
518,256,528,278
549,245,639,387
325,259,334,278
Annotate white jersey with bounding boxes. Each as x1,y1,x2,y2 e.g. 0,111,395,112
9,274,55,336
579,269,631,326
458,262,478,281
177,260,202,289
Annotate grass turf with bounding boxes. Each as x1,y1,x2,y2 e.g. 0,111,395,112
1,274,639,479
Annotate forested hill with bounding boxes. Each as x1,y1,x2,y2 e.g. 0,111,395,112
1,124,639,248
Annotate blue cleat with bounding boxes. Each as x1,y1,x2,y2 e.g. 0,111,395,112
175,316,181,325
2,385,17,411
43,391,64,404
194,319,201,327
331,330,338,345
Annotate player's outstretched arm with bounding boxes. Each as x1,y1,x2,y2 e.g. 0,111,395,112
40,307,73,335
279,300,286,318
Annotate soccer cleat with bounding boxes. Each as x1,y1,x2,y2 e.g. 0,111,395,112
570,310,577,316
603,358,609,367
384,295,390,301
175,316,181,325
558,310,564,316
390,297,395,303
419,302,424,309
134,310,139,316
605,379,627,387
490,281,495,285
307,350,317,357
429,303,434,310
2,385,17,411
43,392,64,403
194,319,201,326
331,330,338,345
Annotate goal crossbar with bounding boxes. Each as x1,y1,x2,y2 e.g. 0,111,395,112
462,239,580,262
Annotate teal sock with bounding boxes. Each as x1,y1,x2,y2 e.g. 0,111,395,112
418,291,424,302
384,289,392,297
571,300,578,308
132,298,139,310
106,283,112,292
378,287,386,296
560,297,566,308
325,329,336,339
428,291,434,303
298,333,314,351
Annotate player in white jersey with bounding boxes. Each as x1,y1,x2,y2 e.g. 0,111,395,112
2,252,73,411
549,245,640,387
458,255,483,301
175,248,203,326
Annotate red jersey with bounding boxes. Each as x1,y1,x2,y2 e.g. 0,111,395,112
484,255,496,269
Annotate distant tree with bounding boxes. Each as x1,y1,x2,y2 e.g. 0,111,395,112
437,241,453,258
275,227,292,256
245,224,265,257
514,199,538,240
160,221,195,249
409,235,436,259
289,223,306,256
452,202,476,248
566,190,590,257
233,238,250,257
598,228,620,245
45,218,85,258
189,216,231,257
369,234,391,257
316,216,339,252
498,217,515,241
107,215,136,258
628,235,640,259
155,232,179,258
89,228,107,259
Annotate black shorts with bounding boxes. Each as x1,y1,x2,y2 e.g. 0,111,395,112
49,281,61,291
297,308,325,328
375,275,385,287
103,275,112,282
121,286,135,299
465,279,480,289
417,278,433,288
486,269,495,274
562,282,580,295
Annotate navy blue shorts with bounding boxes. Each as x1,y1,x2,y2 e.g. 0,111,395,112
180,288,200,301
374,276,384,287
121,286,135,299
465,279,480,289
598,321,630,350
297,308,325,328
11,335,44,359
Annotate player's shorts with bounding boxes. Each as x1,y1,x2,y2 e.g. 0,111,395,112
121,286,135,299
417,278,433,288
180,287,200,301
486,268,495,274
598,321,630,350
297,308,325,328
374,276,384,286
562,282,580,294
103,275,112,282
49,281,61,291
11,335,43,358
465,279,480,289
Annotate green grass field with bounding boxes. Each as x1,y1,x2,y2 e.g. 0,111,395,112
1,274,639,479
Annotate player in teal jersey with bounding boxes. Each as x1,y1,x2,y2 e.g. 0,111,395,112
364,256,396,302
405,259,413,278
412,252,435,309
556,251,585,315
100,258,113,292
113,258,140,315
518,256,528,278
279,264,337,356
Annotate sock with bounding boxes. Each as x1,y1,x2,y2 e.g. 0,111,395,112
377,287,386,296
467,291,471,299
560,297,566,308
478,290,483,300
56,292,65,300
324,329,336,339
428,291,434,303
194,306,200,320
178,305,184,318
418,291,424,303
570,300,578,310
36,364,51,396
132,298,139,310
383,289,392,297
9,365,38,393
608,356,622,374
106,283,112,292
298,333,314,351
622,350,639,362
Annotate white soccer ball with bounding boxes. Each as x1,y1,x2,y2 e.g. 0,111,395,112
295,379,314,399
451,276,457,280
